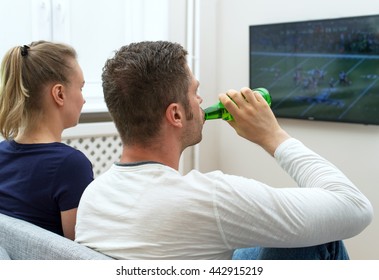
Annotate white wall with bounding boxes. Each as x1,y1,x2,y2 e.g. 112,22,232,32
197,0,379,259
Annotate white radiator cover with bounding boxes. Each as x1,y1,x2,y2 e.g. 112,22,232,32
62,122,122,177
1,121,190,177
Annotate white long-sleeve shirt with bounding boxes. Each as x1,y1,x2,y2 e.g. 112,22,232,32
75,138,373,259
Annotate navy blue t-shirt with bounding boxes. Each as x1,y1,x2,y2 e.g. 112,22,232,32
0,140,94,236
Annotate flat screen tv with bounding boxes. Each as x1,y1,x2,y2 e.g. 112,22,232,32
249,15,379,125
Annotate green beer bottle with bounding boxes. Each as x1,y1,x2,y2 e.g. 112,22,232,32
203,87,271,121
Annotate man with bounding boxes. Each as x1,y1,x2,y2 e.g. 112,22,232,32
75,41,373,259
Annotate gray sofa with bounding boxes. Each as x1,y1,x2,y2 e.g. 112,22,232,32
0,213,112,260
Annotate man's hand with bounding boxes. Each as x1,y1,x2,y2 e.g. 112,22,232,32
219,87,290,156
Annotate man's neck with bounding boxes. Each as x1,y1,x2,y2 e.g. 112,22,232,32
120,141,181,170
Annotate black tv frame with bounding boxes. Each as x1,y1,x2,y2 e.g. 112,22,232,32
249,15,379,125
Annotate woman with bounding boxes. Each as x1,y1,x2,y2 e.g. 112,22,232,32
0,41,93,240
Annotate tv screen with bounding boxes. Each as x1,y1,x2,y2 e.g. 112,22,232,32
249,15,379,125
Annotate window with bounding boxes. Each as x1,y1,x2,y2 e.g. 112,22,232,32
0,0,187,113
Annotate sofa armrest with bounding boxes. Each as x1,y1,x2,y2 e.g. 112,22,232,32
0,213,112,260
0,246,10,260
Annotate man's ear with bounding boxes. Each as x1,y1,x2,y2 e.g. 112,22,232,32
165,103,183,128
51,84,65,106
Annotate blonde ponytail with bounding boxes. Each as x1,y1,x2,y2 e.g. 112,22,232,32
0,47,29,139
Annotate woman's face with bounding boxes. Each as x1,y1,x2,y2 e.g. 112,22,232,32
63,59,86,128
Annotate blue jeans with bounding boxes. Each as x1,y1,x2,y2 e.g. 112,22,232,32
232,241,349,260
